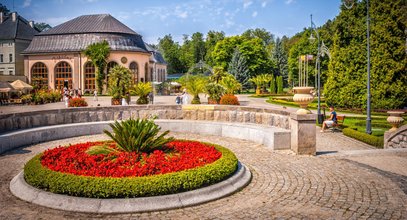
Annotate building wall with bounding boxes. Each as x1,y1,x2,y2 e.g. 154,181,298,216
0,40,15,77
15,39,31,77
25,51,151,91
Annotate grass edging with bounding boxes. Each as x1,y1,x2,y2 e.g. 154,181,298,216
24,143,238,198
342,128,384,148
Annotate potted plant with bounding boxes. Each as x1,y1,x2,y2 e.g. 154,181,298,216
205,83,225,104
133,82,152,104
179,74,207,104
108,65,132,105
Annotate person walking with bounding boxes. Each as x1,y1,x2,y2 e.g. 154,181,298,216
148,91,154,104
181,89,188,105
93,90,98,101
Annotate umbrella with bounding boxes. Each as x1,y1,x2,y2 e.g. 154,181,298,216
170,82,181,86
10,79,33,92
0,81,15,93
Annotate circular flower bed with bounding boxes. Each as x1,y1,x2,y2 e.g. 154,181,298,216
24,140,238,198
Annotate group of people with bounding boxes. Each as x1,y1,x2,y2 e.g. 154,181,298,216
62,87,82,107
175,89,189,105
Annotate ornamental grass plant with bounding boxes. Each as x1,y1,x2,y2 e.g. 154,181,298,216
103,118,174,153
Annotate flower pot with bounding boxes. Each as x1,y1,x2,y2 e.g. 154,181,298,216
387,111,404,132
111,98,121,105
292,87,314,114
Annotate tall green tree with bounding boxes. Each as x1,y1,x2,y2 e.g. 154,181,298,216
34,22,52,32
83,40,110,94
205,31,225,66
242,28,274,46
228,48,250,88
158,34,187,74
271,37,289,85
269,74,276,94
325,0,407,109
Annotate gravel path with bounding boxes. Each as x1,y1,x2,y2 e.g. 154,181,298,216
1,133,406,219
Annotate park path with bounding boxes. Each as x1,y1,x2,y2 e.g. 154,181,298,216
0,133,406,219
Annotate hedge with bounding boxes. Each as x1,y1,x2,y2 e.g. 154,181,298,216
24,143,238,198
342,128,384,148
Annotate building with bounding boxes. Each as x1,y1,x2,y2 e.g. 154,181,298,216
0,12,39,82
22,14,167,92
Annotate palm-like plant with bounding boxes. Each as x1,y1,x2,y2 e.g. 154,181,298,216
108,65,132,99
210,66,227,83
104,118,174,153
133,82,152,104
83,40,110,94
205,83,226,104
249,74,272,94
221,74,241,95
180,74,207,104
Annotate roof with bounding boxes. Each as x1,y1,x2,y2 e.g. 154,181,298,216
23,14,150,54
0,13,39,40
145,43,167,65
38,14,138,36
23,33,149,54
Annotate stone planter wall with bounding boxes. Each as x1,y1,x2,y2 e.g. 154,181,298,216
384,124,407,149
0,105,291,134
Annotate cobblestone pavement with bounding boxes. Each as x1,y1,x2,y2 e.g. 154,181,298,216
1,133,406,219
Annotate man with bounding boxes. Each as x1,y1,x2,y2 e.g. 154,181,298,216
321,106,337,132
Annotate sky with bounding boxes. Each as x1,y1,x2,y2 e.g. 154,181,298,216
2,0,342,44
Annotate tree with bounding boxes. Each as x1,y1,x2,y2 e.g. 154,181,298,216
179,74,207,104
249,74,271,95
220,74,241,95
271,37,288,86
325,0,407,109
277,76,284,94
242,28,274,46
270,74,276,94
34,22,52,32
210,66,227,83
205,31,225,66
108,65,132,100
158,35,186,74
228,48,250,89
83,40,110,94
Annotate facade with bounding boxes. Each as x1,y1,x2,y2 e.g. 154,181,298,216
22,14,167,93
0,12,39,82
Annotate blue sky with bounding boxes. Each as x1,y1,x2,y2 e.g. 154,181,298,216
3,0,342,44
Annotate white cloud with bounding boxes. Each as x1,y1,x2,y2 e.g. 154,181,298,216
252,11,258,17
225,19,235,28
243,0,253,9
285,0,295,5
177,11,188,19
23,0,31,8
261,1,267,8
41,16,71,27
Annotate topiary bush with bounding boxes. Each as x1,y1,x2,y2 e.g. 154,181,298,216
103,118,174,153
68,97,88,107
342,128,384,148
220,94,240,105
24,142,238,198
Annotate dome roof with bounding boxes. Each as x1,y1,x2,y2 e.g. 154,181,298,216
38,14,138,36
23,14,149,54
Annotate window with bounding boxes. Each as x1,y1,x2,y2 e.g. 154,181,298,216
31,62,48,89
55,61,72,89
84,62,96,91
9,70,13,75
0,54,3,63
129,62,138,84
9,54,12,63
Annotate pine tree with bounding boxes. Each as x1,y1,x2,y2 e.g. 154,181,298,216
270,74,276,94
277,76,284,94
272,38,289,87
228,48,250,88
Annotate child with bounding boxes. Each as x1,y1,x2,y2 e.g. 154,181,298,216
175,94,181,104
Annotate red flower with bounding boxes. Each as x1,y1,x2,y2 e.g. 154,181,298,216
41,140,222,178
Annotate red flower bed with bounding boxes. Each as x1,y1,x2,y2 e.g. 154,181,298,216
41,140,222,178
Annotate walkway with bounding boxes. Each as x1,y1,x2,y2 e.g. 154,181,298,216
1,133,406,219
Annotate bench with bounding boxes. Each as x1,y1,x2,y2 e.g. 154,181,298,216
331,115,345,132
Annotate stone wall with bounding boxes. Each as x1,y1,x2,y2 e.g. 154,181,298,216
384,124,407,148
0,105,291,134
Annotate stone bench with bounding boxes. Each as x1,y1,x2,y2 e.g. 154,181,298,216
0,120,291,154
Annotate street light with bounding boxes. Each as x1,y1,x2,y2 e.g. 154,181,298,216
343,0,372,134
309,14,323,124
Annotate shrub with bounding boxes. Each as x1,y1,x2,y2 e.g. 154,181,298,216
205,83,225,104
68,97,88,107
24,142,238,198
220,95,240,105
20,94,32,104
133,82,152,104
104,118,174,153
342,128,384,148
50,91,62,102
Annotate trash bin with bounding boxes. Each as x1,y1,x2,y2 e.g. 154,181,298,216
318,114,324,124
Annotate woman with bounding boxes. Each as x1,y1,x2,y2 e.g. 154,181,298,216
181,89,188,105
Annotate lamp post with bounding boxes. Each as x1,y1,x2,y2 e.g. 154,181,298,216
344,0,371,134
309,14,323,124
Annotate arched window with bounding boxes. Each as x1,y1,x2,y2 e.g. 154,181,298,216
55,61,72,89
106,61,118,85
144,63,149,82
84,62,96,92
31,62,48,89
129,62,138,84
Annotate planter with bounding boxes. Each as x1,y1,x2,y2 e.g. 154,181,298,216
292,87,314,114
111,98,121,105
387,111,404,132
